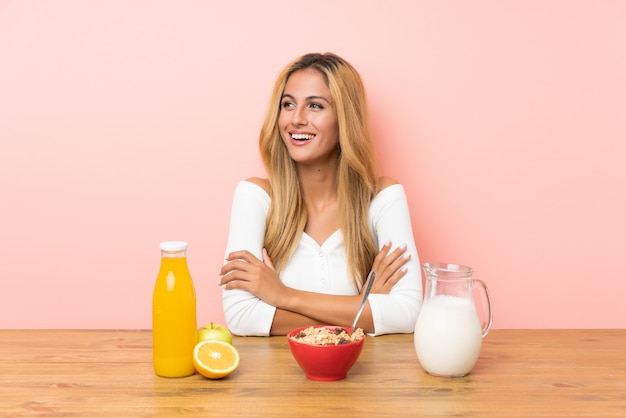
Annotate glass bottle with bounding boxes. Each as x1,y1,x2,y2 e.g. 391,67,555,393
152,241,197,377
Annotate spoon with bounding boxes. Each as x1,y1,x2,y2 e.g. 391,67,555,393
350,270,376,333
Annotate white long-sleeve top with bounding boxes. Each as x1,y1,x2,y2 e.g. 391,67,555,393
222,180,422,336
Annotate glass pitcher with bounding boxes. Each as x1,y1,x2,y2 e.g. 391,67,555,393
414,262,492,377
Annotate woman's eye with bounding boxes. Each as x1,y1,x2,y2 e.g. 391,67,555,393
309,103,324,110
281,101,295,109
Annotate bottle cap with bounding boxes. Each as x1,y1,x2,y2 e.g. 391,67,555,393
159,241,188,251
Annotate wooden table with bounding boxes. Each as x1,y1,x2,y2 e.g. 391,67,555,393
1,330,625,417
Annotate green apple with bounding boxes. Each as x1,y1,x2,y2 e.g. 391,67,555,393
198,322,233,345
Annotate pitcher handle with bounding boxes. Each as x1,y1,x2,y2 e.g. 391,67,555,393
473,279,493,338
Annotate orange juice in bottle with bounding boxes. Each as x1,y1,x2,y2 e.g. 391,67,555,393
152,241,197,377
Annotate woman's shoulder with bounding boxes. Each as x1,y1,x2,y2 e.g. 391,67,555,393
373,176,406,203
243,177,271,195
370,176,409,218
377,176,400,191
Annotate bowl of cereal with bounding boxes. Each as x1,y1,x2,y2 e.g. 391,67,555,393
287,325,366,381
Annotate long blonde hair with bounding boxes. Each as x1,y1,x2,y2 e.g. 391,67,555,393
259,53,378,288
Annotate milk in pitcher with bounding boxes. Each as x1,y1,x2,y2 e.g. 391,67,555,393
414,295,483,377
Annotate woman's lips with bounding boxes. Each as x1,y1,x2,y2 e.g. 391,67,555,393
290,133,315,145
291,133,315,141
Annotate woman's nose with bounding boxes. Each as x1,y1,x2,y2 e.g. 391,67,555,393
292,107,307,126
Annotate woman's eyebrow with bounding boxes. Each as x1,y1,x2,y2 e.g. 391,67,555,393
281,93,332,104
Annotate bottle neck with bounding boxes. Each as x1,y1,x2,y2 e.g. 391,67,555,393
161,250,187,259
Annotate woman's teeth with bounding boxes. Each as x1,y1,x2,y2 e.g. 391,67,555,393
292,134,314,141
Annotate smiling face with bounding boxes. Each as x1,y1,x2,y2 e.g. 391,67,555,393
278,69,340,168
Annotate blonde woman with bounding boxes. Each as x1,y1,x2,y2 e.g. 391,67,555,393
219,53,422,336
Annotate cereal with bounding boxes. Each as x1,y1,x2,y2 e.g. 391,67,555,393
290,326,365,346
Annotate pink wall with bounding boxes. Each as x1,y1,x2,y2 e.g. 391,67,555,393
1,1,625,329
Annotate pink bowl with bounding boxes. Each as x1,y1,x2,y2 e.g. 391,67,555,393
287,325,365,381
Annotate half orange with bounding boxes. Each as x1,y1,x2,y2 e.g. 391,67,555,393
192,340,240,379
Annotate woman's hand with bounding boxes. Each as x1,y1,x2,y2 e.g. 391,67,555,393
369,241,410,294
219,249,287,307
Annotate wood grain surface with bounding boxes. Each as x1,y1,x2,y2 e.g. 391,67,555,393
1,329,625,417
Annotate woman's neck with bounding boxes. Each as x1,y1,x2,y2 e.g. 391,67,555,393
297,161,339,211
297,162,340,244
